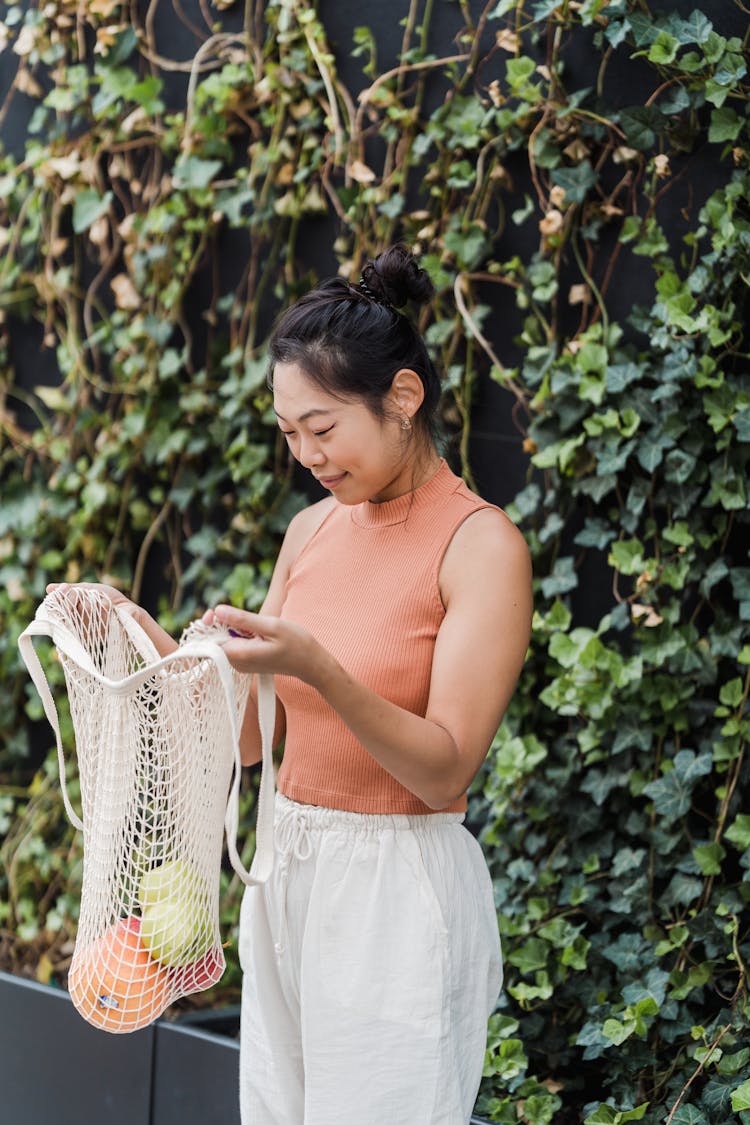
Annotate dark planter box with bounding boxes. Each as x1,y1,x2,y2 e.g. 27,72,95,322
0,971,490,1124
152,1008,241,1125
0,970,239,1125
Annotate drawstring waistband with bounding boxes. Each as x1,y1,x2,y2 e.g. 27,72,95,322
276,802,314,862
274,791,465,834
273,801,314,958
269,793,465,959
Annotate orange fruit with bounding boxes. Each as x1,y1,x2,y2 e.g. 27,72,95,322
68,916,171,1033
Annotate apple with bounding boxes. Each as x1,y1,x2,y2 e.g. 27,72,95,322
140,899,213,968
169,945,225,995
138,858,201,903
138,858,214,969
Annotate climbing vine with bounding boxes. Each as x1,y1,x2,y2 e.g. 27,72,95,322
1,1,749,1120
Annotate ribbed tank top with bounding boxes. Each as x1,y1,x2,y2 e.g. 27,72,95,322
275,459,495,814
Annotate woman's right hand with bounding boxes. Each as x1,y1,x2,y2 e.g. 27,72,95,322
45,582,178,658
46,581,137,615
46,580,132,607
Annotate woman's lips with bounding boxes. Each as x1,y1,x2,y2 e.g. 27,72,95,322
317,472,347,490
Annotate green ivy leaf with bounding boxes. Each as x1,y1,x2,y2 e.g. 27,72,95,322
72,189,112,233
550,160,597,204
106,26,138,66
584,1103,649,1124
540,556,578,598
725,814,750,851
728,1075,750,1111
444,221,489,270
648,31,679,65
506,56,538,95
173,156,223,190
670,1107,707,1125
507,936,550,975
675,11,713,46
703,1078,740,1116
702,31,728,65
619,107,663,149
718,1048,750,1077
692,841,725,876
708,107,743,143
719,677,744,707
530,0,561,19
609,538,645,575
704,79,730,108
483,1036,527,1081
642,750,712,821
603,1016,636,1045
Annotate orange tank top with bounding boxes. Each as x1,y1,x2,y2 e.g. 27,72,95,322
274,460,496,815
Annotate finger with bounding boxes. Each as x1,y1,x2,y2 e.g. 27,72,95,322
212,605,273,635
222,636,265,657
221,637,276,670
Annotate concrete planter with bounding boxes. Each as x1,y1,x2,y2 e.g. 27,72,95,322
0,971,490,1124
0,970,238,1125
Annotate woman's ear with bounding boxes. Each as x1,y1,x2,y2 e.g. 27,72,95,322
388,368,425,422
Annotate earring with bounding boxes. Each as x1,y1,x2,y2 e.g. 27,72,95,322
401,416,412,432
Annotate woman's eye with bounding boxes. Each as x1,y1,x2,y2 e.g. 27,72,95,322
313,426,334,437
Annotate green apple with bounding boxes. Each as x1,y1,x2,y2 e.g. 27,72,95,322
138,858,201,905
140,898,213,968
138,859,213,968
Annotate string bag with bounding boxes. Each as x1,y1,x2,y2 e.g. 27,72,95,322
18,586,275,1034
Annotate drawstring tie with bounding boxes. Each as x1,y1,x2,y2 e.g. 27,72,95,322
274,806,313,959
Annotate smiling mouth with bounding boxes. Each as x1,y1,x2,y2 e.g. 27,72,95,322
317,472,347,489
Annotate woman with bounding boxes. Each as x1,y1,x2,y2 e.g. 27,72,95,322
53,244,532,1124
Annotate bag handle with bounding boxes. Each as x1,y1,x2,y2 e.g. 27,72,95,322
223,671,276,886
18,600,276,885
18,616,86,832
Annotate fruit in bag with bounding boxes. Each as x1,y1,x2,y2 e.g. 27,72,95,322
169,945,225,995
138,858,214,968
68,915,170,1033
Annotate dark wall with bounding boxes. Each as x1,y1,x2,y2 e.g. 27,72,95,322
1,1,742,513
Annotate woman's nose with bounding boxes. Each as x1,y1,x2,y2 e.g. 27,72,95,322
298,438,325,468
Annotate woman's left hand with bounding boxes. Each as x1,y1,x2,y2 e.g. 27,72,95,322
203,604,327,683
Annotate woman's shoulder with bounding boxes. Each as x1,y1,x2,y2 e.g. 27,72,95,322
468,501,526,540
283,497,337,559
446,471,526,550
263,498,337,612
439,504,531,604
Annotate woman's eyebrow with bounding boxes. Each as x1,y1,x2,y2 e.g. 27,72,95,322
274,407,334,423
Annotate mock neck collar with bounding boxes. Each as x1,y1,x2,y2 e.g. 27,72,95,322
350,458,452,528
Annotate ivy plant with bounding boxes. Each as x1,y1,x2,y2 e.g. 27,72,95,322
1,1,749,1120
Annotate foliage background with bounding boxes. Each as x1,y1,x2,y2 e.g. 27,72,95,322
1,0,749,1121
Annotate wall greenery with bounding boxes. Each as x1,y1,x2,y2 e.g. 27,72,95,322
1,0,749,1120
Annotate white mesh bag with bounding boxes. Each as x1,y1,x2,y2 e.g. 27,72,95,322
18,586,275,1034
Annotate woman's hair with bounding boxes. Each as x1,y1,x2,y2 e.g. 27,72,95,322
268,244,441,438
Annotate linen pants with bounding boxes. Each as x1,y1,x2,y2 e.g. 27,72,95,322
238,793,502,1125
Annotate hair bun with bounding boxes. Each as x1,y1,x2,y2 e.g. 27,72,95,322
360,244,434,310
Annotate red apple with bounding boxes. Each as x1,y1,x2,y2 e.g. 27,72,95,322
169,944,224,996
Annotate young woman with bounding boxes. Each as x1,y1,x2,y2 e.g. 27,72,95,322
52,245,532,1124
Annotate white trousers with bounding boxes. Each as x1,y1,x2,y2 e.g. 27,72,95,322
238,794,502,1125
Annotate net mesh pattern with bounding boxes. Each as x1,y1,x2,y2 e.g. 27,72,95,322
20,588,255,1033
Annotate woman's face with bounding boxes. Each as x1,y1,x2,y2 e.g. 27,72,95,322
272,361,415,504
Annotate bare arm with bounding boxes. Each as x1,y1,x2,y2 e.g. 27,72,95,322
212,508,533,807
47,502,336,769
